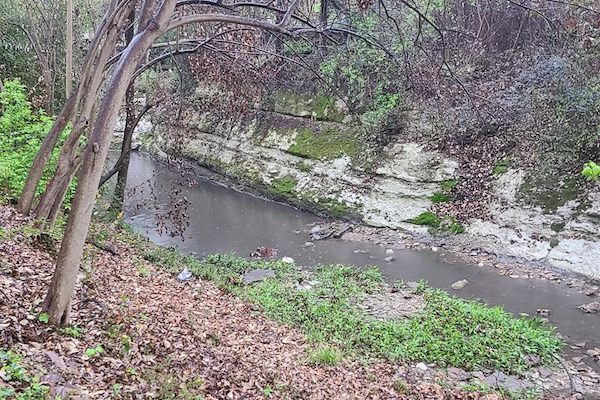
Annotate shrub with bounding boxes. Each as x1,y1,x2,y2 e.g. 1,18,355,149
0,79,74,203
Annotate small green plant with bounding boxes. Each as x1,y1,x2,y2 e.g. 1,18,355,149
440,179,458,191
297,161,313,173
37,313,49,324
308,346,342,366
550,222,565,232
85,345,104,358
582,161,600,180
111,383,122,398
121,335,132,355
60,327,83,338
392,379,408,394
550,238,560,248
263,385,273,396
138,266,149,277
493,157,511,175
411,211,464,234
431,192,452,203
0,350,48,399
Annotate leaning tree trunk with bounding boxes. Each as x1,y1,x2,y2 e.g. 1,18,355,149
32,12,129,225
42,0,176,326
18,0,123,216
111,9,136,215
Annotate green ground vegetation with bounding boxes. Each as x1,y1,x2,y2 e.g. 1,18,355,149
411,211,465,234
493,157,511,175
0,79,77,204
431,180,457,203
0,349,48,399
138,243,563,375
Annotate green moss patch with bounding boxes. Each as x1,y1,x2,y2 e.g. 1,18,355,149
411,211,464,234
267,176,298,198
288,128,359,161
518,176,582,213
493,157,511,175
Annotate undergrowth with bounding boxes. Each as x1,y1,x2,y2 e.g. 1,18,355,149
0,350,47,399
135,242,563,375
412,211,465,234
0,79,77,204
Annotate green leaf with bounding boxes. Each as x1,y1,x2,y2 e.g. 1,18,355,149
85,348,96,357
38,313,49,324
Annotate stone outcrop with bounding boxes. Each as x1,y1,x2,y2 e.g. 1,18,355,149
144,86,600,281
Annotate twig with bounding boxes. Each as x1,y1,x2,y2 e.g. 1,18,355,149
78,297,110,312
0,288,11,304
553,354,576,394
86,240,120,256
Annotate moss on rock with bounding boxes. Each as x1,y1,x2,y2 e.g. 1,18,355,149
287,128,359,161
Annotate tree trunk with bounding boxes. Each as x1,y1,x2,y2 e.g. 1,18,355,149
18,95,77,214
32,18,127,223
66,0,73,97
42,0,176,326
111,9,136,215
18,1,130,215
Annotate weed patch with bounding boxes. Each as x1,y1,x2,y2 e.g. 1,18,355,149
0,350,47,399
412,211,464,234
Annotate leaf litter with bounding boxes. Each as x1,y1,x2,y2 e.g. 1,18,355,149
1,205,506,399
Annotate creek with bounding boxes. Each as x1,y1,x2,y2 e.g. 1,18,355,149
120,152,599,369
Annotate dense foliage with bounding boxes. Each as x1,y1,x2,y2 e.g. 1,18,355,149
0,79,73,202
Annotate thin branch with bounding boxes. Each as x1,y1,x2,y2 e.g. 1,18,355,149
279,0,300,27
98,103,155,187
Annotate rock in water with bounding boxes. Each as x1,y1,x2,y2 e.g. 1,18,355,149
243,269,275,285
384,256,395,262
281,256,295,264
585,285,599,296
451,279,469,290
578,301,600,313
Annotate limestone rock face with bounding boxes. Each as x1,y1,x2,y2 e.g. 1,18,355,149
145,88,600,280
147,92,459,229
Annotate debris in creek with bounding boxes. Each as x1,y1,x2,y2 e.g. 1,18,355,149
310,222,353,241
249,246,278,258
578,302,600,314
585,285,599,296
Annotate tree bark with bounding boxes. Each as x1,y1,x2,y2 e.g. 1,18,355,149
42,0,177,326
18,0,129,215
111,9,137,215
18,95,77,214
32,12,130,224
66,0,73,97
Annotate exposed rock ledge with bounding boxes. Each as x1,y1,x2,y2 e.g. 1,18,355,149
143,105,600,281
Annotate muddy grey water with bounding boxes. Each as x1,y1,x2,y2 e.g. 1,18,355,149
120,152,599,365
